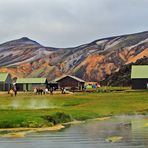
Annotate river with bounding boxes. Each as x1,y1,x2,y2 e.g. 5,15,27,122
0,115,147,148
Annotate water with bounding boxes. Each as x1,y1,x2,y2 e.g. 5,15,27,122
0,116,148,148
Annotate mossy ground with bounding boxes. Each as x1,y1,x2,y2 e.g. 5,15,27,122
0,88,148,128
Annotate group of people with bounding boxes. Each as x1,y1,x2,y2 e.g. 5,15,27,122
33,87,66,95
8,87,67,96
33,87,55,95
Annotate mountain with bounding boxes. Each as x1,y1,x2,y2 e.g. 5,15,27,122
0,37,56,67
101,56,148,86
0,31,148,82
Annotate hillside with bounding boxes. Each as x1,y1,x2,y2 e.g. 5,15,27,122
101,56,148,86
0,31,148,81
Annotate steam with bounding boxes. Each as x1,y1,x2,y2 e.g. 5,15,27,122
8,99,56,109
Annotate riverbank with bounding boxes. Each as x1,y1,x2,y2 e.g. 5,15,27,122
0,117,112,138
0,124,65,138
0,91,147,129
1,115,147,148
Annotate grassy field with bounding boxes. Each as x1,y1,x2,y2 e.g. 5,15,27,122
0,90,148,128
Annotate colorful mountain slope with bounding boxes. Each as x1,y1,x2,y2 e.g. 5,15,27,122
0,31,148,82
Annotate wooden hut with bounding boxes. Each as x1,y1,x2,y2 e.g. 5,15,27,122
131,65,148,89
16,78,48,91
54,75,85,90
0,73,12,91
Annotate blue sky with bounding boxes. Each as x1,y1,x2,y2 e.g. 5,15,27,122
0,0,148,47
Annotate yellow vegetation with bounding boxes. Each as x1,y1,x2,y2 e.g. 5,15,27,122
106,136,123,143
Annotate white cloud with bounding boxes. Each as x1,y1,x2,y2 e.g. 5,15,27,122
0,0,147,47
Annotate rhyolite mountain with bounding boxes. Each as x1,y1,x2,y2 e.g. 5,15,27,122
101,56,148,86
0,31,148,82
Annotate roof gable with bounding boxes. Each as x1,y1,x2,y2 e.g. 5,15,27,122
68,75,85,82
0,73,9,82
54,75,85,83
16,78,47,84
131,65,148,79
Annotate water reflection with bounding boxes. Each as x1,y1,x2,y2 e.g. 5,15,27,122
0,115,147,148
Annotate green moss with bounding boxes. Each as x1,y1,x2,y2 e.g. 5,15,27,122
0,90,147,128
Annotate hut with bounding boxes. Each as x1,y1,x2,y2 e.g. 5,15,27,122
131,65,148,89
0,73,12,91
16,78,48,91
54,75,85,91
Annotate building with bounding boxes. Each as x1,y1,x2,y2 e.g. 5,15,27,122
54,75,85,91
0,73,12,91
131,65,148,89
16,78,48,91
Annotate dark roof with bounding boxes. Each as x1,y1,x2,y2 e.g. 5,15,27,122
53,75,85,83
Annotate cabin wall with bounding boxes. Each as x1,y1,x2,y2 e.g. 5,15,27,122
0,83,11,91
16,84,24,91
31,84,46,90
0,83,5,91
16,83,46,91
80,82,85,90
132,79,148,89
57,77,84,90
0,74,12,91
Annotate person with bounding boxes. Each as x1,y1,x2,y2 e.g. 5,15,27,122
36,88,40,95
63,88,66,94
9,89,14,97
40,89,43,95
61,87,66,94
14,88,17,96
34,88,37,95
45,88,48,94
61,87,64,94
97,83,101,88
49,87,53,95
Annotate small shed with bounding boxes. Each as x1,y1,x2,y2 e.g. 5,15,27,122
54,75,85,90
131,65,148,89
0,73,12,91
16,78,48,91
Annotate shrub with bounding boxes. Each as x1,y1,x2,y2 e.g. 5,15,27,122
43,112,72,125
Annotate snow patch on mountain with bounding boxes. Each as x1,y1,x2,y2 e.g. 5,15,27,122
104,37,122,50
96,40,108,45
127,38,148,50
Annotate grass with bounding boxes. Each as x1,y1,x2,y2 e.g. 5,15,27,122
0,89,148,128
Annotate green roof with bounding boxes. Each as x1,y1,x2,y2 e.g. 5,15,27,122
53,75,85,83
16,78,47,84
0,73,9,82
131,65,148,79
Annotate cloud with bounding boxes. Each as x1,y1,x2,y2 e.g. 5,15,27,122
0,0,147,47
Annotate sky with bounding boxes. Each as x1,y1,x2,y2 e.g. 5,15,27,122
0,0,148,47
